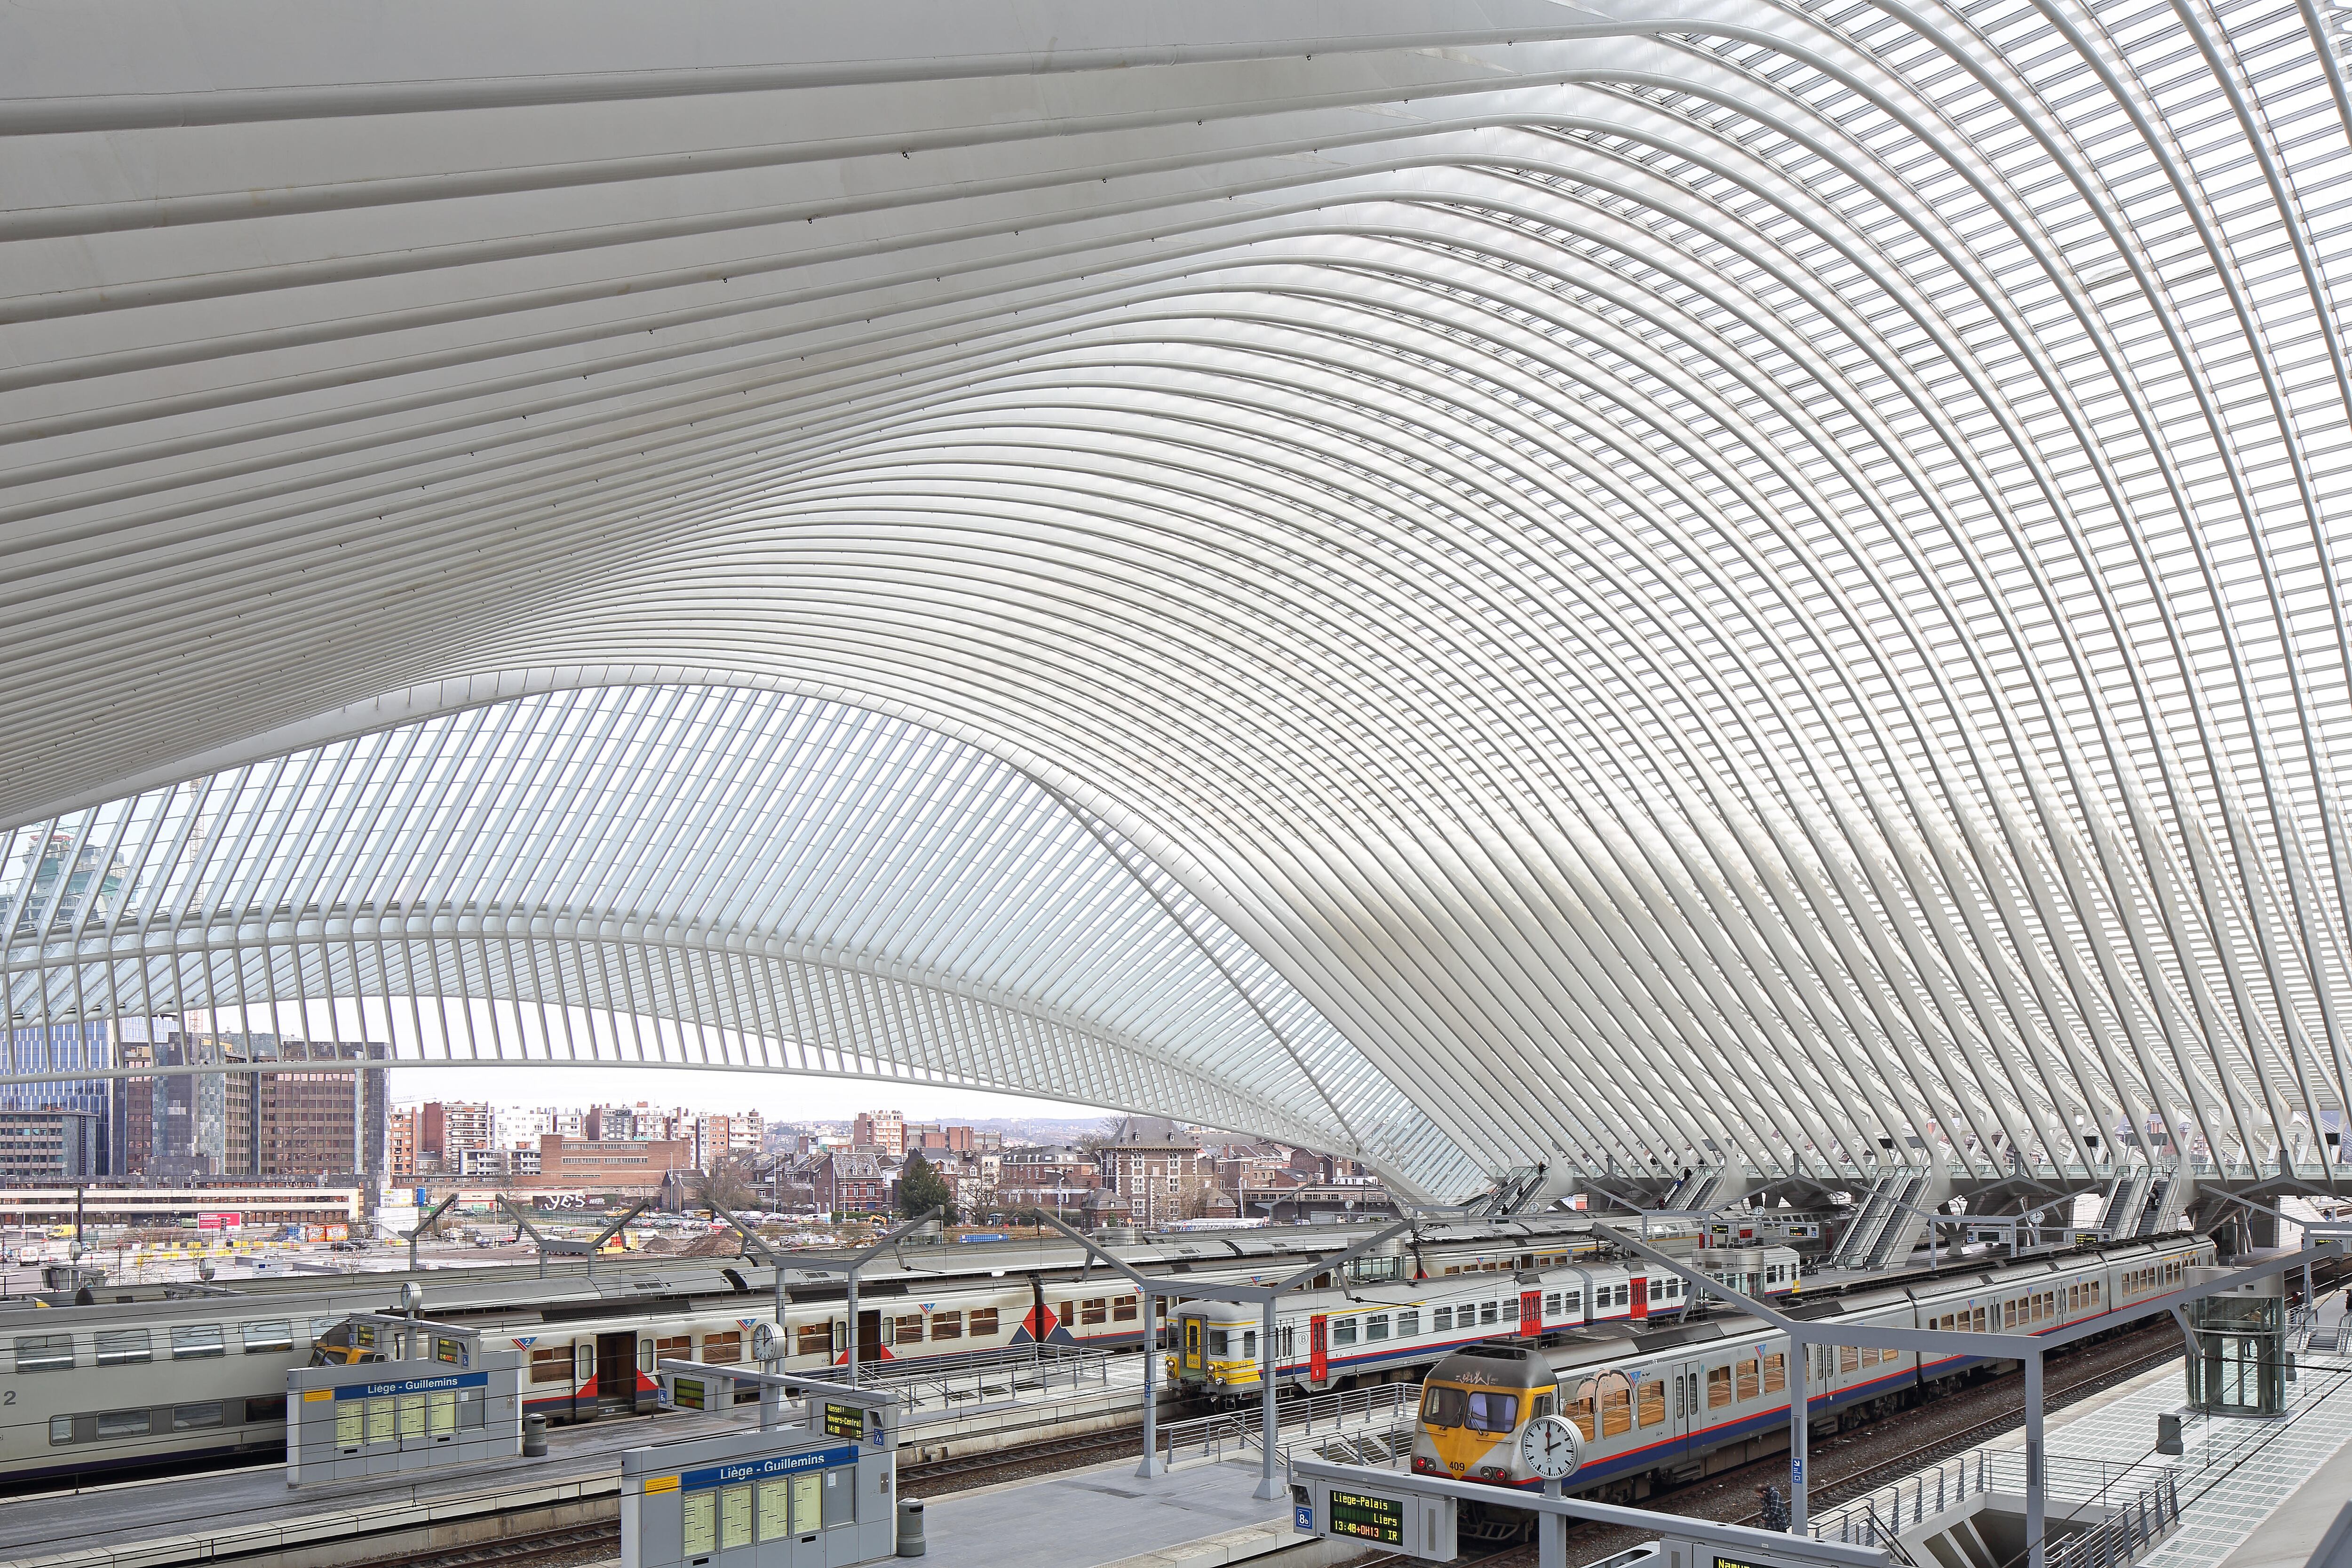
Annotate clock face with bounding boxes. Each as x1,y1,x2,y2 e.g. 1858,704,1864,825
752,1321,781,1361
1520,1414,1582,1480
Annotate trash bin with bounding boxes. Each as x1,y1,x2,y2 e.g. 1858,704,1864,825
2156,1412,2182,1456
523,1413,548,1457
897,1497,926,1558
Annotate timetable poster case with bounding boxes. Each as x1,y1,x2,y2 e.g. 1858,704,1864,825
622,1423,897,1568
286,1347,524,1486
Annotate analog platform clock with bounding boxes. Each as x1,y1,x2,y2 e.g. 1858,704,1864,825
1519,1413,1583,1482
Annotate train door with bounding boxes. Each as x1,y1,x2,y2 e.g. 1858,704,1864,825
858,1311,883,1367
1630,1276,1649,1321
1182,1316,1202,1377
1309,1314,1329,1383
1519,1289,1542,1337
595,1331,636,1414
574,1340,594,1421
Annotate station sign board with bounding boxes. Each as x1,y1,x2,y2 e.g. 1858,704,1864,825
823,1401,869,1441
1293,1476,1456,1561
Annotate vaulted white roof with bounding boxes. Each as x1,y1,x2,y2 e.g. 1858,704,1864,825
5,0,2352,1196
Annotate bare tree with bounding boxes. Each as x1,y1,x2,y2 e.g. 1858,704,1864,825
1176,1177,1226,1220
693,1151,762,1214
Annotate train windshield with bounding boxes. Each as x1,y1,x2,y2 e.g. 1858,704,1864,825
1422,1385,1467,1427
1466,1392,1519,1433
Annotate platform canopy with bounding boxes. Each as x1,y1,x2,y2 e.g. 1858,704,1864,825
5,0,2352,1200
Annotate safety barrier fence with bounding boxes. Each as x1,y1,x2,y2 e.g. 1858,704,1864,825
1143,1381,1415,1473
1814,1453,2178,1564
851,1340,1113,1414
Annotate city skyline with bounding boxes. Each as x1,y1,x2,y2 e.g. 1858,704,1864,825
385,1064,1118,1126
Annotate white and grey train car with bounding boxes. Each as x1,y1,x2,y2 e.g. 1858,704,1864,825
0,1216,1601,1484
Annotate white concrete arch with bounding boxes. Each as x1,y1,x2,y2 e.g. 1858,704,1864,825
5,0,2352,1188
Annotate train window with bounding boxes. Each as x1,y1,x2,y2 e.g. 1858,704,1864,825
1333,1318,1358,1346
1838,1346,1859,1374
1564,1290,1581,1313
932,1312,963,1341
705,1331,743,1364
1433,1306,1453,1331
655,1335,692,1371
1468,1391,1521,1434
2003,1301,2019,1329
969,1309,999,1337
96,1409,151,1438
1973,1307,1987,1331
172,1324,226,1360
1637,1378,1666,1428
2090,1282,2100,1305
1056,1301,1074,1327
531,1347,574,1384
795,1324,833,1357
1480,1301,1499,1325
1367,1313,1391,1342
1422,1384,1466,1427
308,1317,342,1346
242,1321,294,1354
891,1315,924,1346
173,1402,225,1431
1736,1360,1760,1401
246,1394,287,1423
1242,1330,1259,1361
48,1416,73,1446
1114,1297,1139,1322
1567,1380,1596,1440
15,1333,73,1372
1763,1354,1786,1393
1597,1375,1630,1437
1208,1329,1231,1358
1708,1365,1732,1409
1545,1292,1562,1315
95,1328,150,1366
1397,1309,1420,1337
1081,1299,1107,1326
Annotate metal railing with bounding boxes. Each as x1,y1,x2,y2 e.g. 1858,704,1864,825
1141,1379,1416,1472
852,1340,1112,1412
1815,1450,2181,1550
2047,1475,2180,1568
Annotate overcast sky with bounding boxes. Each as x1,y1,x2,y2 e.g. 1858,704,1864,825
388,1063,1117,1126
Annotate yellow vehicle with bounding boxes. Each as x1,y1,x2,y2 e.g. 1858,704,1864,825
1412,1344,1558,1487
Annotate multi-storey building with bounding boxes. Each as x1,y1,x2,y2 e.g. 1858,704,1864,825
420,1101,493,1161
691,1111,763,1169
851,1109,906,1156
817,1150,896,1214
389,1109,417,1178
1098,1116,1205,1227
0,1109,101,1181
3,1020,118,1173
202,1037,392,1182
532,1134,692,1190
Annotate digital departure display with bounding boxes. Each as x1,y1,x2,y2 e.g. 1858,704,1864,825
1329,1489,1405,1544
824,1401,867,1441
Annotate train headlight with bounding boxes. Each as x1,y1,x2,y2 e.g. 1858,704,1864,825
1479,1465,1510,1482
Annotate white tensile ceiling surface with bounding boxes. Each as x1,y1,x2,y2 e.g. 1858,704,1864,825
4,1,2352,1199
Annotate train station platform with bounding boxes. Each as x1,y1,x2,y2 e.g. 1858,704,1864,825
1811,1313,2352,1568
0,1362,1407,1568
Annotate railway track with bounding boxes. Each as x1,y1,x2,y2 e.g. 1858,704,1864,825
379,1522,622,1568
1735,1339,2185,1524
